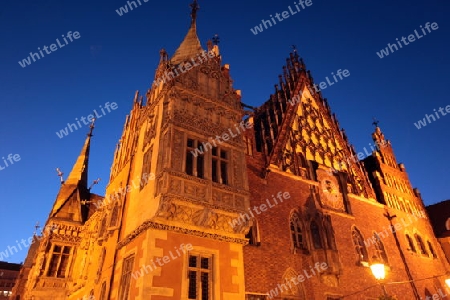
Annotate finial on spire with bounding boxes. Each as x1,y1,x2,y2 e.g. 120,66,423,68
212,34,220,46
291,45,298,53
34,221,40,236
88,117,96,137
56,167,64,184
190,0,199,25
88,177,101,190
372,117,380,128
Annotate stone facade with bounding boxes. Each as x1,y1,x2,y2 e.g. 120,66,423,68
11,2,450,300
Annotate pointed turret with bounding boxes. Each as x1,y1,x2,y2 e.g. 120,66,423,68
170,0,204,64
49,123,95,222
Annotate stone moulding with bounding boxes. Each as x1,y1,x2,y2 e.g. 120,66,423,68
116,220,248,250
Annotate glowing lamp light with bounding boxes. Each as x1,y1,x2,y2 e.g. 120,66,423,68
370,256,386,280
445,277,450,288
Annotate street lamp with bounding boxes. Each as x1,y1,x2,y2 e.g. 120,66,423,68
370,255,389,297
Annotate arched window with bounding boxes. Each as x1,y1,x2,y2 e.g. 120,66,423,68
445,218,450,231
427,241,437,259
373,232,388,264
290,213,305,250
415,234,428,255
351,226,368,263
405,234,416,252
310,221,323,249
324,215,337,250
245,219,260,246
110,202,120,227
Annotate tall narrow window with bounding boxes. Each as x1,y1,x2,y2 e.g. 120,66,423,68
351,226,368,263
427,241,437,258
118,255,135,300
186,139,205,179
47,245,71,278
141,146,152,189
99,282,107,300
98,216,107,239
406,234,416,253
290,213,306,250
415,234,428,255
373,233,388,265
212,148,229,185
246,219,260,246
110,202,120,227
188,254,212,300
310,221,323,249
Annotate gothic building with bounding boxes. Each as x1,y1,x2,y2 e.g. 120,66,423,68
12,1,450,299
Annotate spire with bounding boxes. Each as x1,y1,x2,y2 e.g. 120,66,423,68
171,0,204,65
65,121,94,186
49,121,96,221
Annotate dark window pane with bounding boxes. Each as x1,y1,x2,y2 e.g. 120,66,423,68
201,272,209,300
186,151,194,175
201,257,209,269
189,256,197,267
212,159,218,182
188,271,197,299
220,161,228,184
212,148,218,156
187,139,194,148
197,155,204,179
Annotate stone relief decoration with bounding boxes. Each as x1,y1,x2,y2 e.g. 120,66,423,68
321,274,339,288
154,195,248,234
319,173,344,212
281,268,306,299
171,129,184,171
142,111,157,151
156,199,177,220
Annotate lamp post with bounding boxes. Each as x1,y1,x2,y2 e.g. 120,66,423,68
370,255,389,298
383,210,421,300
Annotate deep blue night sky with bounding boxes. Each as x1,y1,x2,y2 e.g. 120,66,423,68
1,0,449,263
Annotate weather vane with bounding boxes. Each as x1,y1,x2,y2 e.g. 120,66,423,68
56,168,64,184
372,117,380,127
88,117,96,137
89,178,101,190
212,34,220,46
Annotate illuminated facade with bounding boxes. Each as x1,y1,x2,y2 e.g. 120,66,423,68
12,1,450,299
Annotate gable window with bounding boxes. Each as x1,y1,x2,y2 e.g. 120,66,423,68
47,245,71,278
415,234,428,255
351,227,368,264
310,221,323,249
290,212,306,251
188,253,212,300
118,255,135,300
405,234,416,252
186,139,205,179
212,148,228,185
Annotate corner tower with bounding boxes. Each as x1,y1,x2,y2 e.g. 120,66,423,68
102,1,250,299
